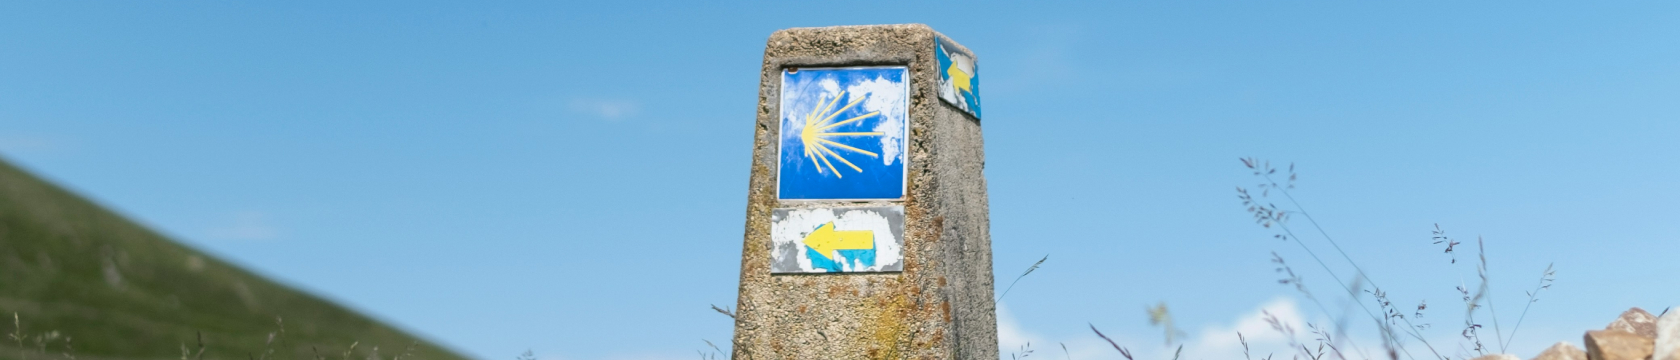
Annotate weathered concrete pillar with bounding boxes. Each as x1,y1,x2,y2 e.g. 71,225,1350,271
731,24,996,359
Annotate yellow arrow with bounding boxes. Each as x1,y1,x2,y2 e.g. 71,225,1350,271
947,63,973,93
802,221,874,261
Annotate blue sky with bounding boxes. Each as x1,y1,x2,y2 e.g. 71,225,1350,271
3,2,1679,359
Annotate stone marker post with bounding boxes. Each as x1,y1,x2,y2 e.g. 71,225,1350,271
731,24,996,359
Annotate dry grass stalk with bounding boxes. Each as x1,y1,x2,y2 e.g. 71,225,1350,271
1239,159,1560,360
997,255,1048,303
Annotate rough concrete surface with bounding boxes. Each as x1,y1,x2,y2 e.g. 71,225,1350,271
731,24,996,359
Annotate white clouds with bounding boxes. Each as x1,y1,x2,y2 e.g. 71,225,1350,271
568,98,639,120
1179,297,1314,360
998,305,1131,360
1000,298,1375,360
205,211,279,241
998,304,1047,354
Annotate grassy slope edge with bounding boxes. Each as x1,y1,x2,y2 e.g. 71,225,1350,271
0,158,470,360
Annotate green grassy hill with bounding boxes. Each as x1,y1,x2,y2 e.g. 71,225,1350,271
0,158,470,360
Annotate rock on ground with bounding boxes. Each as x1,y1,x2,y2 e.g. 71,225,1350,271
1532,342,1586,360
1607,307,1660,339
1655,309,1680,360
1586,329,1654,360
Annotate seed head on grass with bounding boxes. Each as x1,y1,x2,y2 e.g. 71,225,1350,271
342,341,358,360
1502,263,1555,352
273,316,293,360
1088,324,1132,360
1270,252,1309,298
1147,302,1184,346
1458,279,1487,356
12,312,24,360
61,336,73,360
192,331,205,360
1431,224,1460,264
1306,323,1347,360
710,304,735,319
1262,308,1317,359
1239,332,1252,360
698,339,725,360
996,255,1047,303
1010,342,1034,360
